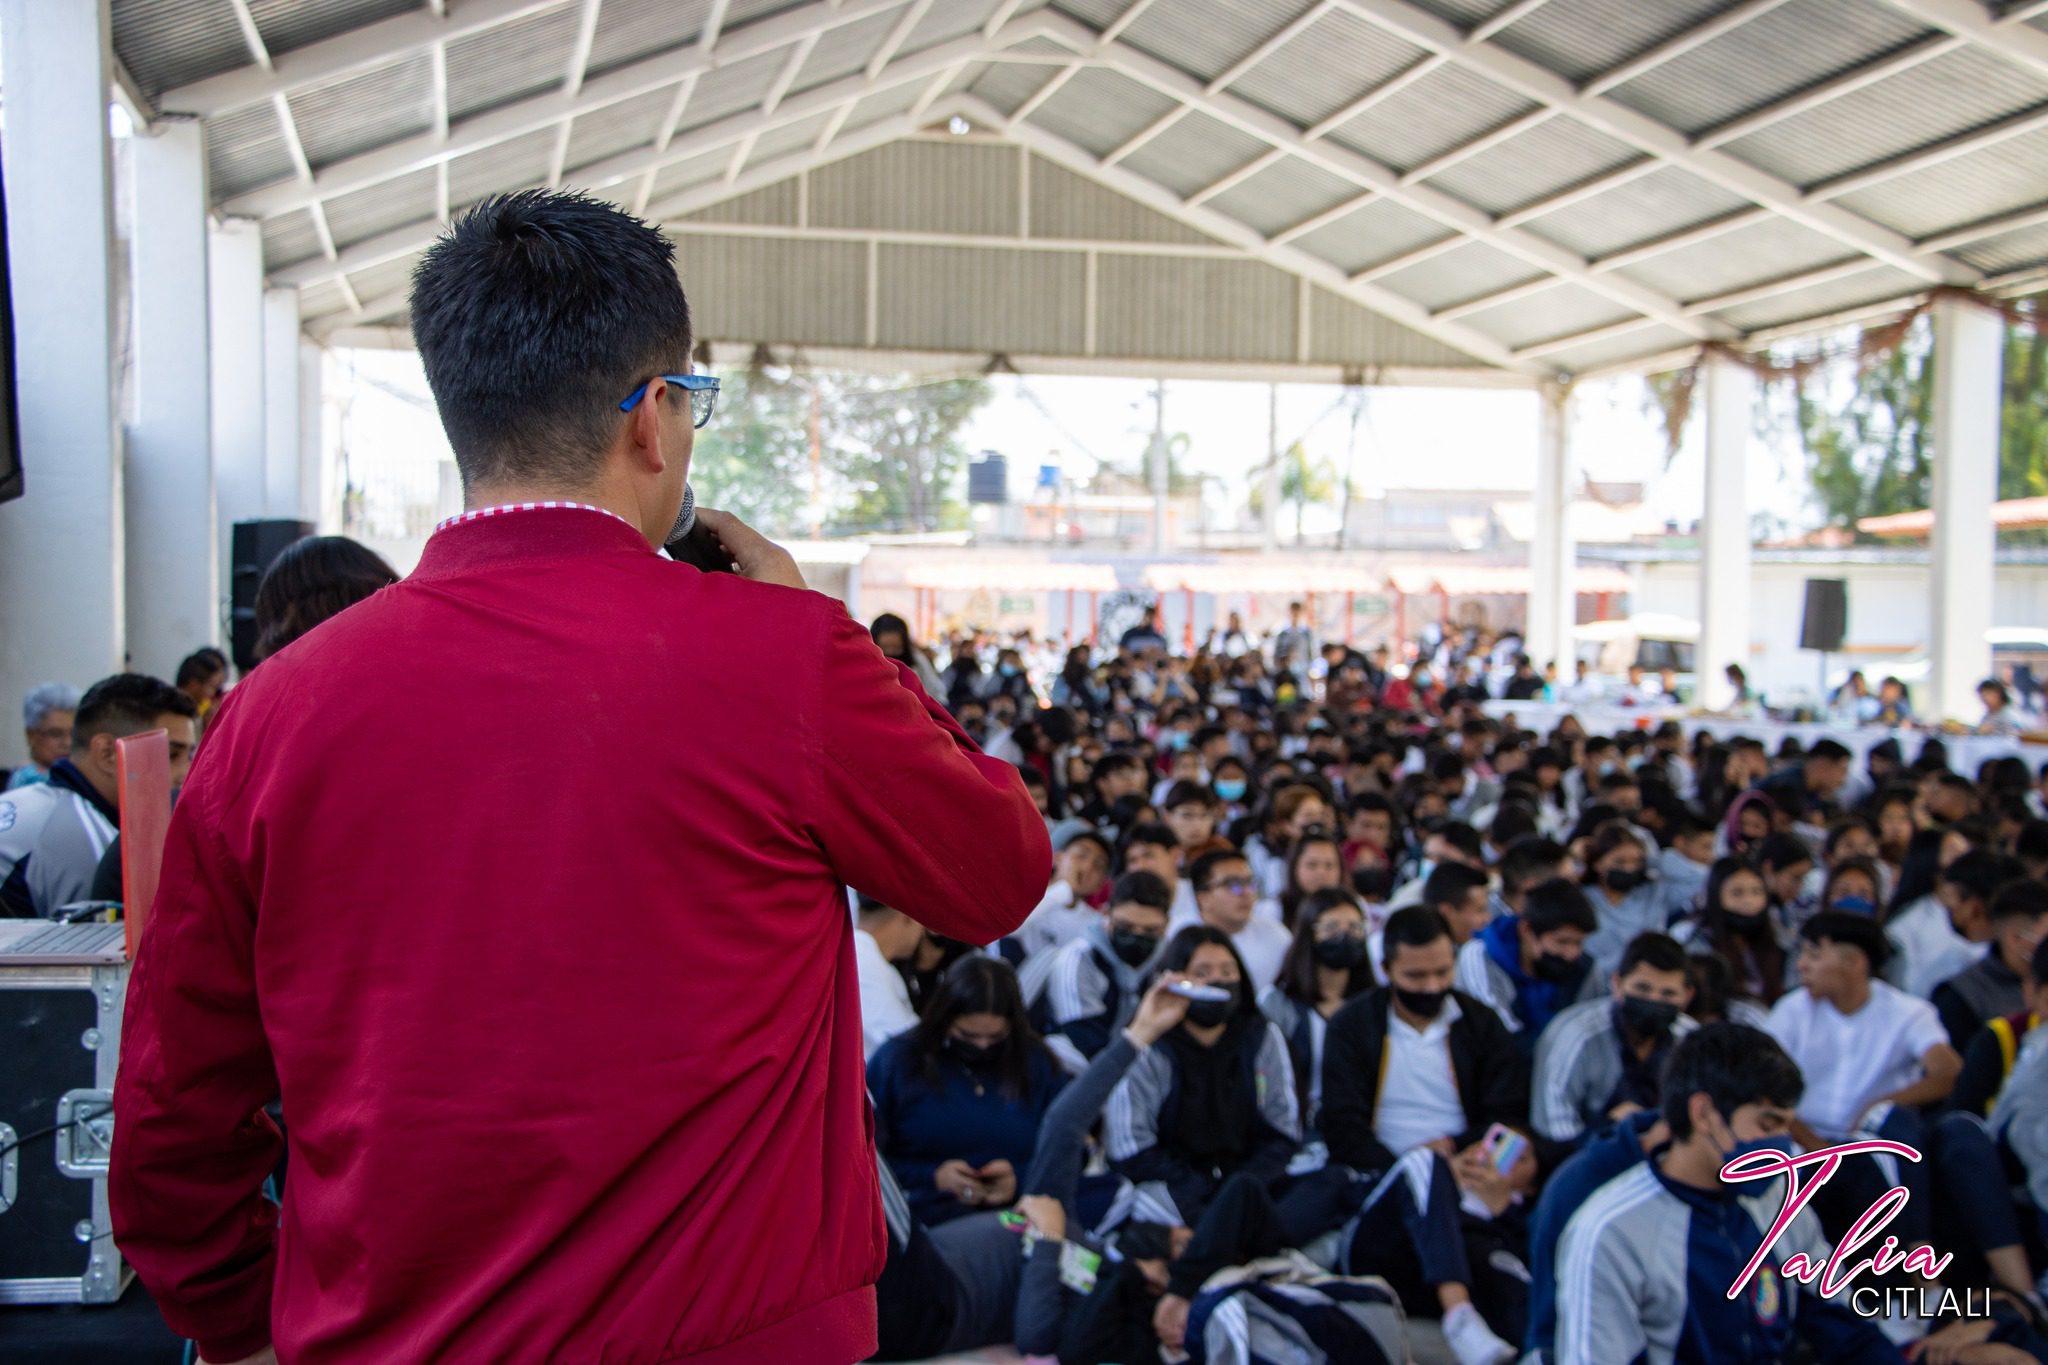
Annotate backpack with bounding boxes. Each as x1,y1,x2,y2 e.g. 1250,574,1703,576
1183,1252,1409,1365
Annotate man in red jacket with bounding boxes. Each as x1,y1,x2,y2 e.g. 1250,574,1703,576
110,190,1050,1365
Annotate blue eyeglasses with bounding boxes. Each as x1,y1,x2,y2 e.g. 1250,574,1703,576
619,373,720,428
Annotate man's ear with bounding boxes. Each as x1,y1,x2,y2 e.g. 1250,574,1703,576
89,732,119,769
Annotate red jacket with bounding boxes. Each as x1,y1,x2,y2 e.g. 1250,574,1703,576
111,507,1049,1364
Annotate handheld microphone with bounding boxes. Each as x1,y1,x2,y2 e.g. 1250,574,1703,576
664,482,736,573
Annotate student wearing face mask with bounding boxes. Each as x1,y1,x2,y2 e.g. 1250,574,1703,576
1578,823,1665,979
1210,756,1252,819
1260,890,1376,1135
1036,872,1173,1073
1321,908,1533,1365
1456,878,1604,1051
1933,873,2045,1052
1553,1025,1904,1365
1673,857,1794,1013
1899,847,2017,1002
1531,933,1696,1165
868,957,1069,1228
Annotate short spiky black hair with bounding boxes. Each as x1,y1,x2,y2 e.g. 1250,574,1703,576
1662,1023,1803,1140
410,190,692,491
75,673,195,744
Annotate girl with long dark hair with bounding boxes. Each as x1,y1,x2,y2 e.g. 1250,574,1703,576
867,956,1068,1227
1673,857,1791,1010
1259,889,1375,1131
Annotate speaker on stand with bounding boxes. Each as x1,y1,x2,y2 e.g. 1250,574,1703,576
1800,578,1847,707
229,519,313,672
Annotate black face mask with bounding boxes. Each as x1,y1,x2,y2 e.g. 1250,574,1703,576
1618,996,1681,1039
1185,985,1237,1028
1109,928,1162,968
1725,909,1772,939
1603,867,1647,893
1313,934,1368,971
1533,951,1578,983
1394,986,1449,1019
1351,868,1395,901
945,1035,1002,1068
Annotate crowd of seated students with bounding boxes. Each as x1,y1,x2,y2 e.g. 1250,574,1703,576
851,618,2048,1363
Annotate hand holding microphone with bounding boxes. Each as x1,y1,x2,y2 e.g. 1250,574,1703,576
665,483,806,590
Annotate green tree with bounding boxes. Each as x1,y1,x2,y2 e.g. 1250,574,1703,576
1247,440,1339,544
828,374,992,533
685,369,814,535
2002,306,2048,502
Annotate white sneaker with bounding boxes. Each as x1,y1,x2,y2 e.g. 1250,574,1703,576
1442,1302,1516,1365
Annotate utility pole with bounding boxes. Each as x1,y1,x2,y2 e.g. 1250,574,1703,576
1149,379,1168,553
1263,382,1281,552
1337,385,1363,551
806,383,824,539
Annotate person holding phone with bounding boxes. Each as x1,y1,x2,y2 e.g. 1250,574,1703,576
110,190,1049,1365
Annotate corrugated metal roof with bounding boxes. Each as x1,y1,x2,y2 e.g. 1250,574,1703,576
1719,46,2048,189
968,62,1060,118
445,3,582,123
674,48,793,133
1225,7,1430,129
250,0,422,59
1293,198,1454,275
810,140,1021,235
787,7,903,100
347,253,423,303
1117,0,1320,85
1121,110,1272,197
1326,63,1540,174
876,244,1085,352
1491,0,1734,85
1518,165,1751,260
299,280,353,320
744,111,837,169
682,179,802,224
1404,0,1521,26
1094,255,1297,361
446,128,559,210
1709,262,1921,331
1307,286,1488,369
1419,114,1639,217
841,80,930,133
203,101,298,199
900,0,1007,57
1375,240,1548,312
584,0,713,81
1953,221,2048,275
674,232,870,344
1027,158,1222,244
564,85,680,173
261,210,326,271
287,53,436,170
112,0,248,99
1832,126,2048,238
1613,214,1856,302
1028,67,1182,159
1207,156,1362,237
1604,0,1932,136
725,0,815,29
1051,0,1135,31
323,167,438,249
1538,321,1697,374
649,147,737,202
1456,282,1640,351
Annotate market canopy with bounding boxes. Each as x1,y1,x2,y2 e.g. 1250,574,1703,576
109,0,2048,384
1859,494,2048,537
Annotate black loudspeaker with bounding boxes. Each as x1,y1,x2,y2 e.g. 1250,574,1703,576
967,452,1008,505
0,149,23,504
229,519,313,670
1800,578,1848,653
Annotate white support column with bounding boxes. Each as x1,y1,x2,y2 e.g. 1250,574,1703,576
125,119,220,678
1698,351,1753,711
210,218,268,607
1526,381,1576,673
0,0,121,756
1928,293,2004,724
298,338,329,530
263,287,304,521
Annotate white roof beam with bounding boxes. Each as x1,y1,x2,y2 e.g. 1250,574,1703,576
1039,13,1725,343
1103,103,1190,165
1467,0,1559,43
1491,157,1659,230
958,94,1540,373
1331,0,1978,285
1865,0,2048,80
869,0,934,79
908,67,956,122
812,99,856,156
632,72,699,214
642,104,952,221
1433,273,1567,322
1679,258,1881,316
1268,189,1376,246
1010,63,1081,123
699,0,731,51
763,32,821,116
1185,147,1286,207
1205,0,1337,95
1918,199,2048,252
1304,55,1444,141
2004,1,2048,23
984,0,1032,40
163,0,569,115
222,0,1040,219
1349,231,1464,282
1579,0,1797,98
272,29,1006,289
1590,207,1771,272
1693,34,1962,149
1806,105,2048,201
1513,314,1663,362
1396,108,1552,186
1098,0,1163,46
564,0,602,98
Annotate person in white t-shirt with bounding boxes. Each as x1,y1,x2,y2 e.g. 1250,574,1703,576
1766,910,1960,1258
1170,848,1293,992
1011,824,1113,963
854,897,925,1059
